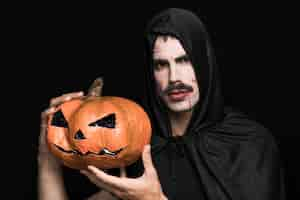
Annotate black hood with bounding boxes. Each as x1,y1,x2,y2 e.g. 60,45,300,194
143,8,224,138
127,8,285,200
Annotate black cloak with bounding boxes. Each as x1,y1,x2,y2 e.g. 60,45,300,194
127,8,286,200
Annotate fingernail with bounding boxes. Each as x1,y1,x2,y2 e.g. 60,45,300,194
144,144,151,151
65,96,71,101
45,107,55,114
87,165,93,170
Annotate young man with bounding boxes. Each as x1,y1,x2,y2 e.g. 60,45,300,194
38,8,285,200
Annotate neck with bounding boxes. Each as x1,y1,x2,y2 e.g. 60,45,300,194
168,109,193,137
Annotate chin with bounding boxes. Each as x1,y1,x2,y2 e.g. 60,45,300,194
170,107,193,113
166,100,196,113
165,93,200,113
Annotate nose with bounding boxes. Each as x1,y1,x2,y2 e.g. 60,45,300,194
169,62,179,83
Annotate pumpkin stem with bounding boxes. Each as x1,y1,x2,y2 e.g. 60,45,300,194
87,77,103,97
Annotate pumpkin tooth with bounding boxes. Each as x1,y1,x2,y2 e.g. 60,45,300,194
54,144,75,154
74,149,84,155
98,148,123,156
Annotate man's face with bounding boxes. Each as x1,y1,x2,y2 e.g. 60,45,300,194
153,36,200,112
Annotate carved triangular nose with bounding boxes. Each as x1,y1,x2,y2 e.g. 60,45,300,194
74,129,86,140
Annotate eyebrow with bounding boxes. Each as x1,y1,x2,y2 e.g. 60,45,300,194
153,54,189,63
153,58,169,65
175,54,189,62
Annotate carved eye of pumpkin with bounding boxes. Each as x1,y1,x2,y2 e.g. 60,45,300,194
88,113,116,128
51,109,68,128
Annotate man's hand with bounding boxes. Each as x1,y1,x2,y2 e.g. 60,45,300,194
38,91,84,167
81,145,168,200
38,91,84,200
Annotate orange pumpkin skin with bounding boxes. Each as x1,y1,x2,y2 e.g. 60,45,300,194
47,99,85,169
47,97,152,170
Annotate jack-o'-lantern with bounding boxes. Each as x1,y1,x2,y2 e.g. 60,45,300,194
47,78,152,170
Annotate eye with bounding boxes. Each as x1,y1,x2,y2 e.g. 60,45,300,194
51,109,68,128
153,60,169,71
74,129,86,140
89,113,116,128
177,56,190,64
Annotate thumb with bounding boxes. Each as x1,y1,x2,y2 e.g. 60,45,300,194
120,167,127,178
142,144,156,175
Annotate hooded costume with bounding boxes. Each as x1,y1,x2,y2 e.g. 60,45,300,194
127,8,286,200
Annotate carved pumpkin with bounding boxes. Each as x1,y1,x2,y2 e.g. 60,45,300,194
47,78,152,170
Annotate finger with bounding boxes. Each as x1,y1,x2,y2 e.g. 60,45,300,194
81,169,125,199
50,91,84,107
40,107,57,135
40,107,56,140
50,91,84,106
142,144,156,176
41,107,56,121
120,167,127,178
80,170,115,192
39,131,47,147
87,165,128,190
40,105,58,140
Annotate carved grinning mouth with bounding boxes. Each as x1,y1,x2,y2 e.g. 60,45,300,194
54,144,124,156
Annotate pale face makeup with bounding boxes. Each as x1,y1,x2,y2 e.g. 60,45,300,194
153,36,200,113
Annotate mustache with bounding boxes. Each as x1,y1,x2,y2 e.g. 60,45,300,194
162,82,193,95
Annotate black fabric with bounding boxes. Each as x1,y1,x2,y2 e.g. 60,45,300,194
127,8,285,200
63,167,121,200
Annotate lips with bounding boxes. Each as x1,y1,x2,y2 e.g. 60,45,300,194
168,90,192,101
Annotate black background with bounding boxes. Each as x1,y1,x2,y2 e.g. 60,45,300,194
5,4,299,199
